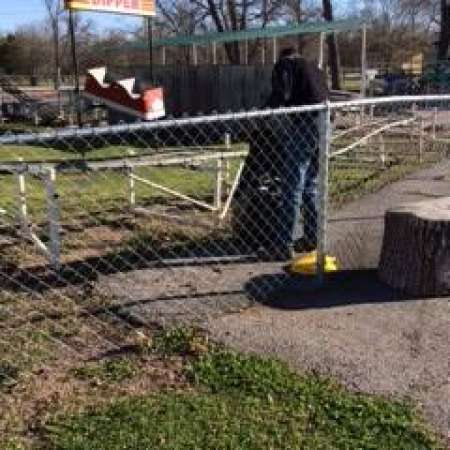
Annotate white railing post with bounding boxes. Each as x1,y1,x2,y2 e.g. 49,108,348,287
16,158,29,235
379,133,386,168
432,107,437,140
418,117,424,163
224,133,231,196
317,102,331,284
127,149,136,207
214,153,224,211
45,167,61,270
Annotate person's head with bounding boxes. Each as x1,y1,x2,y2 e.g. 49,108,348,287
279,47,298,60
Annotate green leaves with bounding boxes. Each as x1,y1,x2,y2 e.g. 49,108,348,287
42,334,439,450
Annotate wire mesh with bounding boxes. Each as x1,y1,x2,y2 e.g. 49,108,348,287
0,95,449,445
328,97,450,270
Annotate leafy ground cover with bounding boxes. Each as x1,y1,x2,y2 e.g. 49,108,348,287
1,327,441,450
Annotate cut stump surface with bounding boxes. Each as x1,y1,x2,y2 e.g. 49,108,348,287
379,197,450,297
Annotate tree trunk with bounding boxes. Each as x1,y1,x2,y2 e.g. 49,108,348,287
438,0,450,60
379,198,450,297
322,0,341,90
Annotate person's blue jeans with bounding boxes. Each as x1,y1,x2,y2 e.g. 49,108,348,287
276,122,319,249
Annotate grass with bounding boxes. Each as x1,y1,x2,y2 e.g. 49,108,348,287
0,163,221,222
71,358,138,384
0,322,443,449
0,145,141,162
35,330,439,450
152,327,209,356
0,361,20,389
0,141,248,163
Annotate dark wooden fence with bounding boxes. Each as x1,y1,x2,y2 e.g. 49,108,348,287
131,65,274,116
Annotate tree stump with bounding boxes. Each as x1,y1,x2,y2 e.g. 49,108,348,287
379,197,450,297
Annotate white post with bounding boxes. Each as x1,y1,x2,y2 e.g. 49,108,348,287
224,133,231,196
244,40,249,65
128,166,136,207
45,167,61,270
212,41,217,65
219,161,245,221
432,107,437,140
272,37,277,64
360,24,367,98
127,150,136,207
379,134,386,168
318,32,325,69
215,154,224,211
261,41,266,65
418,118,424,163
162,46,166,66
17,159,28,235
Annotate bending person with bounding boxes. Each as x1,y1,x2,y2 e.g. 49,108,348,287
267,47,329,255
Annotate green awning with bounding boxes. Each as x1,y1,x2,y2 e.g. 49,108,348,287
128,19,364,49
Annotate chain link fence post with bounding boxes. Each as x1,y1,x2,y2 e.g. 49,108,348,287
316,102,332,284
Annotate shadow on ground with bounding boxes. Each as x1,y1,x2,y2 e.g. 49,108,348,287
245,269,423,310
0,237,257,293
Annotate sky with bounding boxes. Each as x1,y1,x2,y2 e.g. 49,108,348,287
0,0,356,34
0,0,141,33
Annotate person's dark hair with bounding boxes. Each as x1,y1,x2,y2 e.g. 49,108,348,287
279,47,297,59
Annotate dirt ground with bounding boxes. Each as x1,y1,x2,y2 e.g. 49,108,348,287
96,160,450,435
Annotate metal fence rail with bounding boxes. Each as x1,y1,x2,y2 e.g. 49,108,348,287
0,95,449,405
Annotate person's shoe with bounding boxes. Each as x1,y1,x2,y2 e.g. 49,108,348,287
293,238,317,253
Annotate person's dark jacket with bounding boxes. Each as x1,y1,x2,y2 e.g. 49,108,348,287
266,56,329,108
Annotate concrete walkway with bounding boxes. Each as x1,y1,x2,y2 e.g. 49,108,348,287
207,160,450,435
328,160,450,269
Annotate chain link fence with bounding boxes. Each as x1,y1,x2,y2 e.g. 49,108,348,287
1,95,449,439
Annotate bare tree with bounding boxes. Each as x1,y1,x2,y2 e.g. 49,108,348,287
43,0,64,91
6,25,53,83
188,0,283,64
156,0,206,63
322,0,341,90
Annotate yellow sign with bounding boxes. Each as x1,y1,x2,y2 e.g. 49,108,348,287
65,0,155,16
